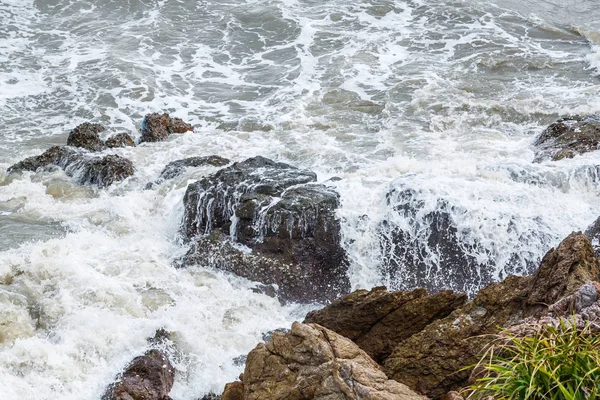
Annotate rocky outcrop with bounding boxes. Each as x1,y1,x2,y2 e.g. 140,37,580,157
382,232,600,398
180,156,349,303
67,122,106,151
533,115,600,162
159,156,230,181
140,113,193,143
304,286,467,363
527,232,600,308
106,133,136,148
379,187,494,295
8,146,134,188
221,322,425,400
102,349,175,400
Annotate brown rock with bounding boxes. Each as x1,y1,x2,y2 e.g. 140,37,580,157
106,133,136,148
384,233,600,398
141,113,193,143
384,275,532,398
102,349,175,400
225,322,425,400
67,122,106,152
304,286,467,363
533,115,600,162
439,392,463,400
527,232,600,308
221,382,243,400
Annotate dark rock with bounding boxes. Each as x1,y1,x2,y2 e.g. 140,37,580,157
584,216,600,257
527,232,600,308
8,146,134,188
102,349,175,400
533,115,600,162
67,122,106,152
141,113,193,143
180,156,349,303
221,322,424,400
379,187,494,295
8,146,76,174
158,156,230,181
383,232,600,398
75,154,134,188
304,286,467,363
199,393,221,400
106,133,136,148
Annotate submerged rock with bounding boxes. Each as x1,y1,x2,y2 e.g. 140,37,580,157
102,349,175,400
141,113,193,143
379,187,495,295
7,146,134,188
159,156,230,181
533,114,600,162
180,156,349,303
383,232,600,398
221,322,425,400
67,122,106,151
106,133,136,148
304,286,467,363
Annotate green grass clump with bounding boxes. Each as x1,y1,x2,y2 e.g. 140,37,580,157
467,320,600,400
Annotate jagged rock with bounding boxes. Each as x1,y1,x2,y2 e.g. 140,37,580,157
102,349,175,400
533,115,600,162
140,113,193,143
221,322,425,400
8,146,76,173
304,286,467,363
76,154,134,187
106,133,136,148
200,393,221,400
384,275,531,398
67,122,106,151
383,232,600,398
159,156,230,181
379,187,494,295
527,232,600,308
7,146,134,188
180,156,349,303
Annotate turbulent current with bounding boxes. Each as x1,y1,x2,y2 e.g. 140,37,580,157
0,0,599,398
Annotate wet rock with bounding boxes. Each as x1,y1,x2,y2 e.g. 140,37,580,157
180,156,349,303
141,113,193,143
102,349,175,400
222,322,425,400
106,133,136,148
76,154,134,188
379,187,494,295
527,232,600,309
383,232,600,398
304,286,467,363
584,216,600,257
8,146,76,174
158,156,230,181
7,146,134,188
200,393,221,400
533,114,600,162
67,122,106,151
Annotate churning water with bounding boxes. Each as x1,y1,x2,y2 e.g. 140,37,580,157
0,0,599,398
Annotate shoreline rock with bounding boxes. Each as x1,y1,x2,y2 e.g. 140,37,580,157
140,113,193,143
533,114,600,162
180,156,350,303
